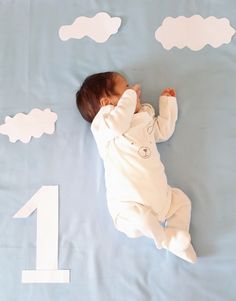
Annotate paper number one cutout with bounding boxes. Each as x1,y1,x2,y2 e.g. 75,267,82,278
13,185,70,283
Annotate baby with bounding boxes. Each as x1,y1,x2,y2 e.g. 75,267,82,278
76,71,197,263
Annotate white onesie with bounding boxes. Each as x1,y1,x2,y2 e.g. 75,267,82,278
90,90,198,263
91,89,178,225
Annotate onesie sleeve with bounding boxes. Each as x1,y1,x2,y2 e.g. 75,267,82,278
153,95,178,143
102,89,137,136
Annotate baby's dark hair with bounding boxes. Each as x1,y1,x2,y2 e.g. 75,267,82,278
76,71,118,123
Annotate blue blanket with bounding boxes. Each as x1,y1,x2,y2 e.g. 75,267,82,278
0,0,235,300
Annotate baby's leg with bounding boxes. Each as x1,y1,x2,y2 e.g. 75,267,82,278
163,188,197,263
165,187,191,231
115,204,165,249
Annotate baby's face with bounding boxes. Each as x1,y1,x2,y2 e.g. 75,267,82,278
113,73,130,98
100,73,141,113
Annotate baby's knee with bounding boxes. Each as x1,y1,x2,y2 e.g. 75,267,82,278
117,205,157,231
172,187,191,209
115,210,143,238
183,193,191,210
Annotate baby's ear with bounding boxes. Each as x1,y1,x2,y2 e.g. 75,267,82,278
100,97,110,106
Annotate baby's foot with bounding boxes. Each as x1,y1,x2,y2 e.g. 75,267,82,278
166,243,197,264
162,227,191,252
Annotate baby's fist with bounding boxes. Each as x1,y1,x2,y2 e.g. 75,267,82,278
131,84,141,99
161,88,176,97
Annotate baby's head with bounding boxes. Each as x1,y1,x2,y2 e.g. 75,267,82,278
76,71,140,123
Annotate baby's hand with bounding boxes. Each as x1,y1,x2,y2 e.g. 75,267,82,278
131,84,142,113
131,84,141,99
161,88,176,97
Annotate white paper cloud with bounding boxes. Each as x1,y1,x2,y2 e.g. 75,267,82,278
0,108,57,143
59,12,121,43
155,15,236,51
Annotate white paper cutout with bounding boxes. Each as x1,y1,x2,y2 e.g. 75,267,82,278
58,12,121,43
0,108,57,143
155,15,236,51
13,186,70,283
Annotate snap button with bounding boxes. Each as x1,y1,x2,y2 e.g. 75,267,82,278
147,126,153,134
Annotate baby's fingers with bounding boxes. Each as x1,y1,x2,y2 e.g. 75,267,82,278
131,84,141,97
161,88,176,97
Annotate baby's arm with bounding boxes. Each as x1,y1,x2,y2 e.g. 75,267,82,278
103,89,137,136
154,88,178,143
